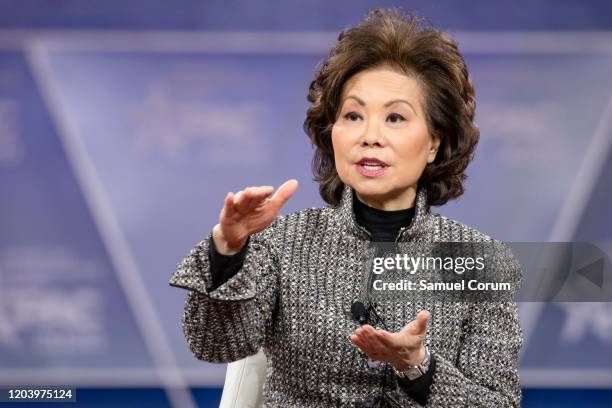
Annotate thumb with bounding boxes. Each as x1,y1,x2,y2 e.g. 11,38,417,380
406,310,430,336
270,179,298,208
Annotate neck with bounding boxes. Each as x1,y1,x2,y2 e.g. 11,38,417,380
354,185,417,211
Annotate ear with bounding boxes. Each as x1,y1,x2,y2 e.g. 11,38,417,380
427,132,441,163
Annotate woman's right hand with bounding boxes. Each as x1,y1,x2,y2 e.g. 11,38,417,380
212,179,299,255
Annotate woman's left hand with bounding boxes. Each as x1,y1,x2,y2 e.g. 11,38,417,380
349,310,430,370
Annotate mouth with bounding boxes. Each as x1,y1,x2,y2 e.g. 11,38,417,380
355,157,389,177
356,157,388,168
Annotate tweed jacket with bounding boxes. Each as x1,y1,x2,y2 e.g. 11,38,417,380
169,183,523,407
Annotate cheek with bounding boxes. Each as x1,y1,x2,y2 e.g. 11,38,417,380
331,125,354,179
331,125,349,161
397,128,431,160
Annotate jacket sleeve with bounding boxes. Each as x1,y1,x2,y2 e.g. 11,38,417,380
209,234,249,291
390,241,523,407
169,222,280,363
396,355,436,405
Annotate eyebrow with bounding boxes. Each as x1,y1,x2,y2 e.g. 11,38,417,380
343,95,417,115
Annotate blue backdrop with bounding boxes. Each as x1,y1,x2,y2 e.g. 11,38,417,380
1,1,611,407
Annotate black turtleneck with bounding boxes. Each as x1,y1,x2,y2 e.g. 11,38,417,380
207,191,434,405
352,190,415,241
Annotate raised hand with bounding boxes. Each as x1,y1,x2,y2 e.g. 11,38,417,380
212,179,299,255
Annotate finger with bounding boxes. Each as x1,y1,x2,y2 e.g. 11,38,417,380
233,188,253,213
353,326,384,353
237,186,274,212
253,185,274,194
359,340,384,360
350,334,366,351
353,336,373,355
350,334,363,347
403,310,430,337
375,329,400,348
356,324,373,334
270,179,298,208
353,325,371,342
250,186,274,204
361,326,386,351
412,310,430,335
221,192,236,219
352,328,370,346
353,329,368,344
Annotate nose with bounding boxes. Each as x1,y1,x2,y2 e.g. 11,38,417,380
359,119,384,147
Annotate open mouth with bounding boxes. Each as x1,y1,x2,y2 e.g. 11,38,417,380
355,160,389,177
360,162,387,169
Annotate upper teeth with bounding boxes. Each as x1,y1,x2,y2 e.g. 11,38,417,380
363,162,383,167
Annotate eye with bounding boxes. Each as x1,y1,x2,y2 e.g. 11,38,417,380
343,112,362,121
387,113,406,123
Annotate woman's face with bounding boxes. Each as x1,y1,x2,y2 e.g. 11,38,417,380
331,65,440,211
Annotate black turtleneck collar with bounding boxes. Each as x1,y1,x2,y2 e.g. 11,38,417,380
352,190,415,242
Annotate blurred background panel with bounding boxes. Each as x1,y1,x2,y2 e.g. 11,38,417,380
1,1,612,407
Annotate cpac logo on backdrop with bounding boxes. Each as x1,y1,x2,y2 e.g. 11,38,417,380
0,288,105,353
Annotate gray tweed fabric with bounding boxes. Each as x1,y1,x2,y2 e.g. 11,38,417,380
169,183,523,407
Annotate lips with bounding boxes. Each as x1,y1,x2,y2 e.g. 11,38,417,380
355,157,389,177
356,157,388,167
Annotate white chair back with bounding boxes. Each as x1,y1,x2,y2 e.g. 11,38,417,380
219,349,267,408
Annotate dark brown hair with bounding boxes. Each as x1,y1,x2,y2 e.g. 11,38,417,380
303,7,479,207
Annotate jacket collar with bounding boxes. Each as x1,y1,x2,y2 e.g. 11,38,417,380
333,183,433,242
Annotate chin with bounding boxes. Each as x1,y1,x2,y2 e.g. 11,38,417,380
352,183,391,198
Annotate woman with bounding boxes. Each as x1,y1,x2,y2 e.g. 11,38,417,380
170,8,522,407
